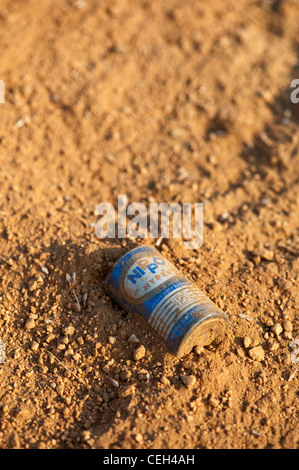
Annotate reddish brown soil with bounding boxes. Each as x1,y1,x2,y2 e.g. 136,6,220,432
0,0,299,449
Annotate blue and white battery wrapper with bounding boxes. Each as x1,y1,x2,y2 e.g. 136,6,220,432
106,246,229,358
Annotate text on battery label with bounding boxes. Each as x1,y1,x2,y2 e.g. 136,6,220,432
124,255,178,299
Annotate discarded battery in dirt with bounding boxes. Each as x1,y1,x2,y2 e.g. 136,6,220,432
106,245,229,358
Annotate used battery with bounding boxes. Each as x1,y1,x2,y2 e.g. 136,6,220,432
106,245,229,358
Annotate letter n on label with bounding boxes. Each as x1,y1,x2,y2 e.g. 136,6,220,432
127,266,145,284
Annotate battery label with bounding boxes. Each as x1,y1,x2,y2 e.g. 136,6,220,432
124,254,178,300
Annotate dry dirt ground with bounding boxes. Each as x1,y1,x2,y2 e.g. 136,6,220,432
0,0,299,450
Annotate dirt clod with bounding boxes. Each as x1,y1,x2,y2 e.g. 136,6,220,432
248,346,265,362
118,385,135,398
243,337,252,349
133,345,145,361
272,323,283,336
283,320,293,333
180,375,197,389
24,319,35,330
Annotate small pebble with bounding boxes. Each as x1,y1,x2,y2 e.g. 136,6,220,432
133,344,145,361
194,346,204,355
31,341,39,352
25,318,35,330
272,323,283,336
218,212,230,223
135,433,143,443
267,341,279,351
81,430,91,442
180,374,196,389
118,385,135,398
248,345,265,362
56,384,65,396
46,333,55,343
243,336,252,348
28,280,38,292
2,405,9,413
237,347,245,358
209,396,220,407
128,334,139,343
120,369,132,381
14,350,21,359
160,375,170,386
283,320,293,332
74,303,81,313
260,249,274,261
63,326,75,336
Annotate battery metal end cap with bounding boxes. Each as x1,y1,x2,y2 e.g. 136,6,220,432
175,313,230,358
